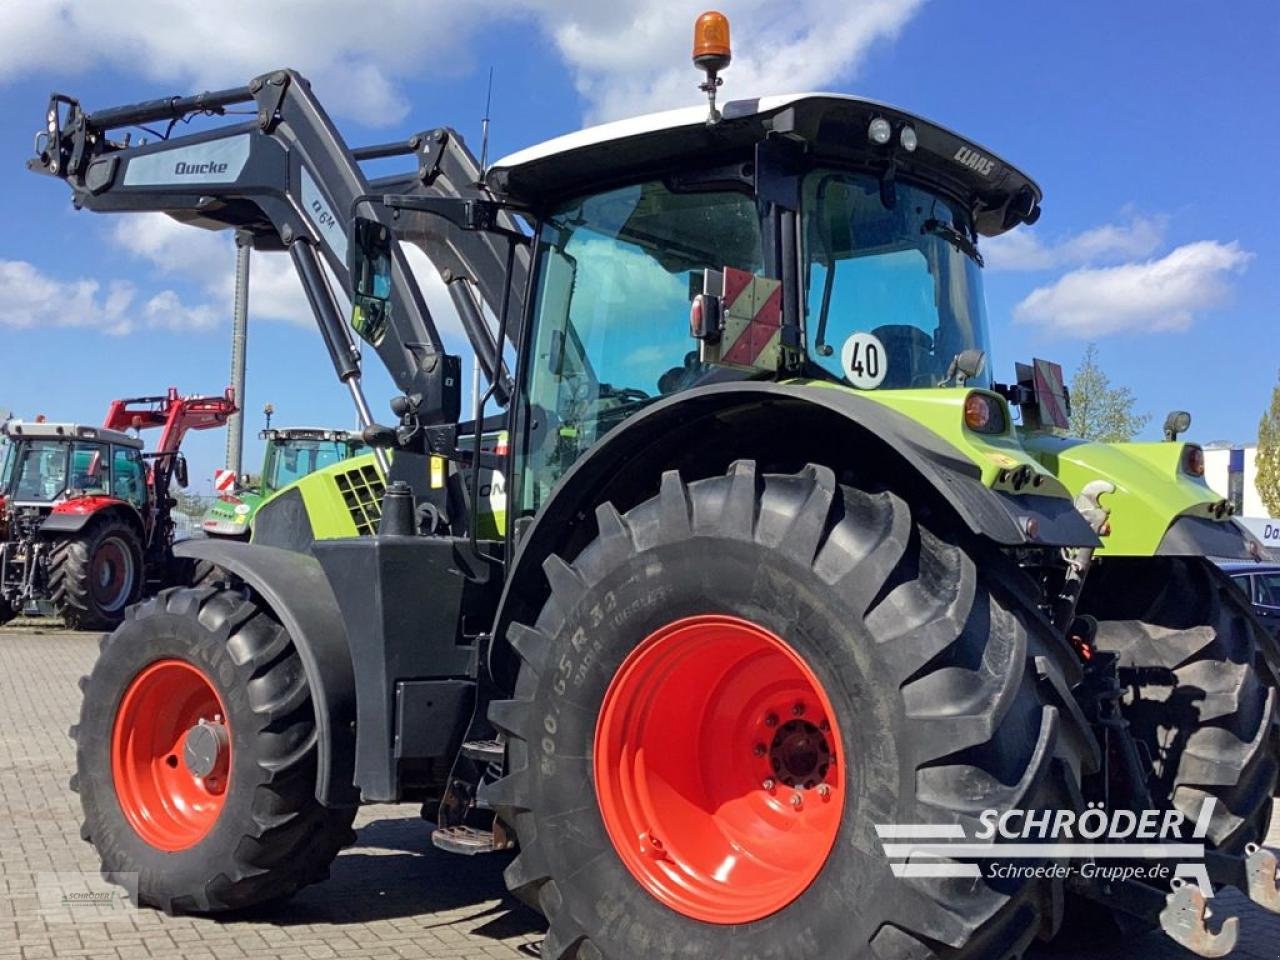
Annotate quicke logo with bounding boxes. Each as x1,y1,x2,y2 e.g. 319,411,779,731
174,160,229,176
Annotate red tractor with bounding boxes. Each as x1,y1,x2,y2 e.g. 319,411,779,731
0,388,236,629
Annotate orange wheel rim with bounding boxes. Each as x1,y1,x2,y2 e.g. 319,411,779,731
594,615,845,924
111,659,230,851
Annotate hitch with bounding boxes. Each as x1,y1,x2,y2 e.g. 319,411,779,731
1245,842,1280,913
1159,880,1238,958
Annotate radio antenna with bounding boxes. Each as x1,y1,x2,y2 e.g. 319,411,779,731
479,67,494,173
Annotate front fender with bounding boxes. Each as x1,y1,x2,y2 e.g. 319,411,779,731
1022,435,1260,559
492,382,1098,679
173,539,358,806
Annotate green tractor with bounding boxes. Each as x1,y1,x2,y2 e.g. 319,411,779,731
201,426,366,540
36,14,1280,960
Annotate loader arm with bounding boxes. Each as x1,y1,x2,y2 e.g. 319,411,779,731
103,387,238,455
31,70,522,422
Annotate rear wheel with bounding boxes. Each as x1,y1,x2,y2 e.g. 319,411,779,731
0,597,15,626
488,462,1092,960
72,587,356,912
50,518,143,630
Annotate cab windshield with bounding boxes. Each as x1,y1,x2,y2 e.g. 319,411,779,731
264,439,357,492
803,170,992,389
7,440,107,502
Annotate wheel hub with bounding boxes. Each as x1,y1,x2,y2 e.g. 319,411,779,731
183,719,230,782
768,717,832,789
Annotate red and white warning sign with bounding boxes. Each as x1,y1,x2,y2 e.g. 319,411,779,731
213,468,237,494
699,267,784,372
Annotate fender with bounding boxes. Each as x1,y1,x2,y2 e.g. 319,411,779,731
491,381,1099,675
1022,435,1260,559
41,497,141,536
172,539,358,807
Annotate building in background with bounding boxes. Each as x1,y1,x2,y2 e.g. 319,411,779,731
1204,443,1279,552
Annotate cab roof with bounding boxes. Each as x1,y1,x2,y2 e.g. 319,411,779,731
2,420,142,448
487,93,1042,237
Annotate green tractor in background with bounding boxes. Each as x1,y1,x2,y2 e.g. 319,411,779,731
201,425,365,541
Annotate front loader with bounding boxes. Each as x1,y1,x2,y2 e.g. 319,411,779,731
0,388,236,628
36,12,1280,960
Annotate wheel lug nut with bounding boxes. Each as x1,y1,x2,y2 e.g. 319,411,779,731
791,793,804,810
817,784,832,801
764,713,778,728
792,702,806,717
753,743,766,757
762,778,776,791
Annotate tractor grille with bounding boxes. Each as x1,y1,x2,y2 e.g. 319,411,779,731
334,463,385,536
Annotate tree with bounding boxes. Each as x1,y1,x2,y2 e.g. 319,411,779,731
1255,371,1280,517
1068,343,1151,441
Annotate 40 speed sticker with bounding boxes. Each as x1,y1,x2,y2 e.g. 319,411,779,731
841,332,887,390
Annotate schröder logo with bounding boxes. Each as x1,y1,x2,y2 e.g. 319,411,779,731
174,161,228,176
876,798,1219,893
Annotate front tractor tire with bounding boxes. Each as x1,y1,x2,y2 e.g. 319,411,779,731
72,587,356,913
50,517,143,631
488,462,1092,960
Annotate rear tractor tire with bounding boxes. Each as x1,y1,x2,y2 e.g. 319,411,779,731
1080,557,1279,852
487,461,1093,960
50,517,143,631
72,586,356,913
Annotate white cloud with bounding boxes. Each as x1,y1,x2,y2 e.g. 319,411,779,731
1013,241,1252,338
983,212,1166,271
111,213,467,341
0,1,925,126
0,259,136,335
0,1,485,124
140,289,222,332
527,0,927,122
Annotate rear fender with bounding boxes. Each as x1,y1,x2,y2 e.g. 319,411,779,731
491,381,1098,681
172,539,358,806
41,498,142,538
1023,435,1260,559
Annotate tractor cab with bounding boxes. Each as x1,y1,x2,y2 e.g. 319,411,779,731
478,92,1040,515
0,421,145,510
261,428,365,495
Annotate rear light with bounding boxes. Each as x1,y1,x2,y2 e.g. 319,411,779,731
1183,445,1205,478
964,392,1007,435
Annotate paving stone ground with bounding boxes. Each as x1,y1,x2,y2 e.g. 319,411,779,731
1,623,1276,960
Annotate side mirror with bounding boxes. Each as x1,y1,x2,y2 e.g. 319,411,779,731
945,349,987,386
349,217,393,346
1163,410,1192,442
174,454,189,489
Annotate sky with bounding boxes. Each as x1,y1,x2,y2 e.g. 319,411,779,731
0,0,1275,490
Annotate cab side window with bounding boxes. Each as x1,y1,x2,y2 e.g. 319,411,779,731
112,446,147,508
1255,573,1280,608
